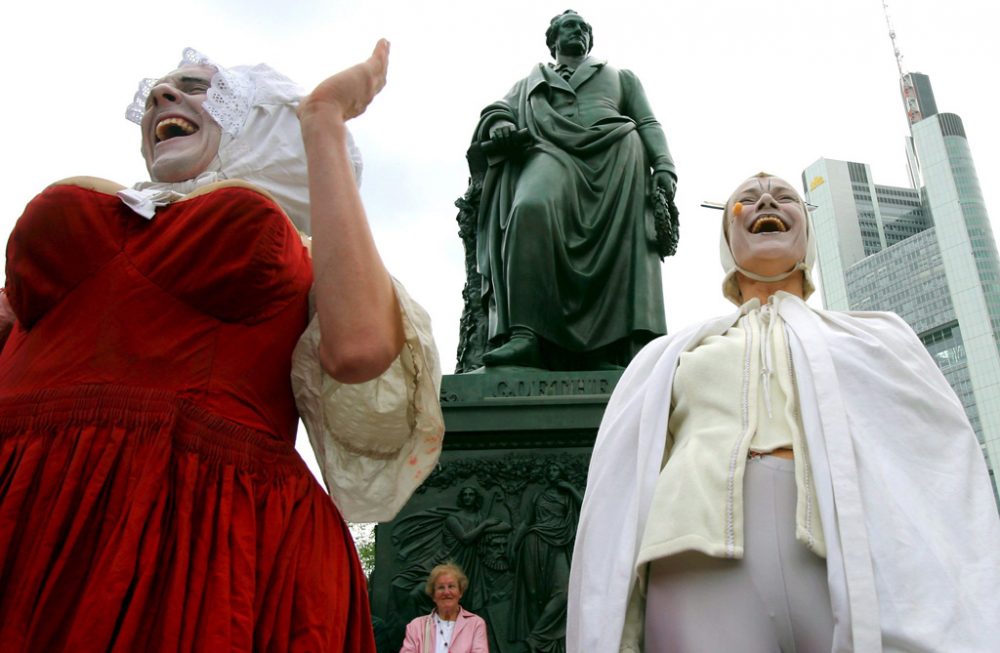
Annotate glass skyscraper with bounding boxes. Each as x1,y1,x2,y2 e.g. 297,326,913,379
803,72,1000,497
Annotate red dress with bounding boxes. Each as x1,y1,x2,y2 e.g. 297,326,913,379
0,182,375,652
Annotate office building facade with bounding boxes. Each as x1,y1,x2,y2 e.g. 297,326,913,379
803,73,1000,496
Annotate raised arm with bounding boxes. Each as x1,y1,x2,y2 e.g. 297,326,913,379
444,514,504,545
558,480,584,505
297,40,404,384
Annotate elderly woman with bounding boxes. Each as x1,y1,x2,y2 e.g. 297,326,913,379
400,563,489,653
567,173,1000,652
0,43,443,652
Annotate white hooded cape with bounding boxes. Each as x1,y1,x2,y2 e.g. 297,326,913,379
567,293,1000,652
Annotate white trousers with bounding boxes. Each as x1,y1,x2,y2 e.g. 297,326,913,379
644,456,834,652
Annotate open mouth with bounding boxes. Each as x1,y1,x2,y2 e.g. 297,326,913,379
750,215,787,234
155,117,199,143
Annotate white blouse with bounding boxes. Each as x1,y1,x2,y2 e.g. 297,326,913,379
636,298,826,571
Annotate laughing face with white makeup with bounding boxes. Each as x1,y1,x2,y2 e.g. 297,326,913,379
140,64,222,182
724,173,809,302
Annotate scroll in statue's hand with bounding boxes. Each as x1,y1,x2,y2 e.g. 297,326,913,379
483,122,532,158
488,120,517,143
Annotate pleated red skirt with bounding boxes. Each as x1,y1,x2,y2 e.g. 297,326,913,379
0,184,376,652
0,386,374,652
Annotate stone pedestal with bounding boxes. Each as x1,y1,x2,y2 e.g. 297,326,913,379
369,369,621,653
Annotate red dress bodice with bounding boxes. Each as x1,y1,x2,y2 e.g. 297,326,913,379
1,183,312,439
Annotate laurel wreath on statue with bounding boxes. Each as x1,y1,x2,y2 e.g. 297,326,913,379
653,186,680,260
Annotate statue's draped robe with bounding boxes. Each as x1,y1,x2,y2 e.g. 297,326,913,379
510,487,579,653
474,58,675,351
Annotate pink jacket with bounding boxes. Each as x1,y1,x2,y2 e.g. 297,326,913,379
399,608,489,653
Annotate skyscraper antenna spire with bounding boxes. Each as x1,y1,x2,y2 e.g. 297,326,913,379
882,1,906,78
883,1,925,125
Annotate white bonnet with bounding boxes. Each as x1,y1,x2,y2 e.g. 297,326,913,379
124,48,363,235
718,175,817,306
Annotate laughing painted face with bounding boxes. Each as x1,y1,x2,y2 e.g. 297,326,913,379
726,175,808,279
140,64,223,182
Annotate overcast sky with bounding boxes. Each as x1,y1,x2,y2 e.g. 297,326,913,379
3,0,998,477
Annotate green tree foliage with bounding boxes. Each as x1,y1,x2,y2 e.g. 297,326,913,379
349,522,376,576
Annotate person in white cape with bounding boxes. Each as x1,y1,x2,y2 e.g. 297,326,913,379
566,172,1000,652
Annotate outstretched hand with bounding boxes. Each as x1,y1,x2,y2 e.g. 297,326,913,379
298,39,390,125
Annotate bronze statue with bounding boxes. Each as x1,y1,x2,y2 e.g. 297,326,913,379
458,9,678,372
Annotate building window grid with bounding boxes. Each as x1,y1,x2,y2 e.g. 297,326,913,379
848,162,869,184
823,141,996,453
846,230,955,333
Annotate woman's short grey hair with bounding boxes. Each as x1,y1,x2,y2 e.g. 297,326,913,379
425,561,469,597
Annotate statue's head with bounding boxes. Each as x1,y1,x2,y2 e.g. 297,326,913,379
456,485,483,510
481,532,511,572
545,461,565,483
546,10,594,59
720,173,816,305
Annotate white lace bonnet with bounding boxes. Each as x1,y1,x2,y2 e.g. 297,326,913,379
718,175,817,305
124,47,363,235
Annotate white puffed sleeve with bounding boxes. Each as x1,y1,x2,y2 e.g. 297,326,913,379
291,278,444,522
